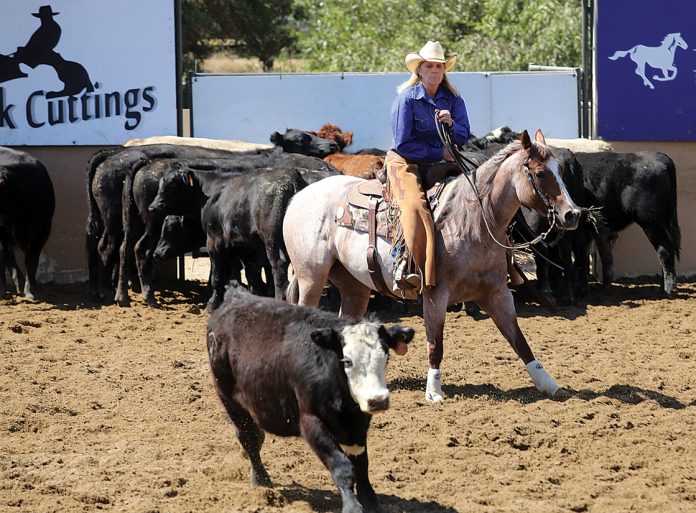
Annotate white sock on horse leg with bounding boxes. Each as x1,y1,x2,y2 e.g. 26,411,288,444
525,359,560,397
425,368,444,402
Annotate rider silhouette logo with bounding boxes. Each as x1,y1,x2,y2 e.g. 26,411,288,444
0,5,94,98
608,32,688,90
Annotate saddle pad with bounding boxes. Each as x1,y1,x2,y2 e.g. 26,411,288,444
336,202,390,238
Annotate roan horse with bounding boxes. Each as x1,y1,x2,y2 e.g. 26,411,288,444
609,32,688,89
283,130,582,402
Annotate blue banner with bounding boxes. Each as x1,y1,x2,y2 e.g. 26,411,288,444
596,0,696,141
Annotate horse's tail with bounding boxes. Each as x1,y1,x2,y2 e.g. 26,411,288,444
608,49,632,60
664,154,681,260
286,275,299,304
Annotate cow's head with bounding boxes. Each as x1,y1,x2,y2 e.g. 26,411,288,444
154,215,201,261
148,164,197,215
270,128,340,158
311,322,414,414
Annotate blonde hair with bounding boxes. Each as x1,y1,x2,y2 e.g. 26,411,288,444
397,65,459,95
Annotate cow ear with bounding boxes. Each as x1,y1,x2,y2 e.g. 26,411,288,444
343,131,353,147
534,128,546,145
381,325,414,356
520,130,531,150
310,328,341,350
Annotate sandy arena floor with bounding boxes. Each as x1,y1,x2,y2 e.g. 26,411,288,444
1,272,695,513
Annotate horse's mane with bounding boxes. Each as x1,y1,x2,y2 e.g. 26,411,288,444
434,140,524,241
662,33,680,45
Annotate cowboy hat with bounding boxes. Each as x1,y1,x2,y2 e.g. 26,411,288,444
405,40,457,74
32,6,59,18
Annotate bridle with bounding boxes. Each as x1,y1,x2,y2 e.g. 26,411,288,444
435,116,561,252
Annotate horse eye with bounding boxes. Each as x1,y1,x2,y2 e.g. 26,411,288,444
341,358,353,369
535,170,546,179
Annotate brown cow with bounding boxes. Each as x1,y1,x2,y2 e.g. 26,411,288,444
311,123,353,151
323,153,385,179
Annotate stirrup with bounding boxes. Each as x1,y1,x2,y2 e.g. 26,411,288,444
392,258,421,300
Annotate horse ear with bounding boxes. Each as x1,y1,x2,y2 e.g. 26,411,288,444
520,130,531,150
534,129,546,145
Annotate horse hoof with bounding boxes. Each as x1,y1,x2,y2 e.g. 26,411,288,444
425,390,445,403
552,387,572,401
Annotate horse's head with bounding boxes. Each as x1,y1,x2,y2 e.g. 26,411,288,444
516,129,581,230
674,33,688,50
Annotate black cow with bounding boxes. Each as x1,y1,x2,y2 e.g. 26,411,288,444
119,157,259,306
87,144,283,302
512,146,592,306
149,165,315,310
153,215,206,261
574,151,681,296
464,126,520,151
118,154,339,307
207,284,414,513
270,128,340,157
0,147,55,300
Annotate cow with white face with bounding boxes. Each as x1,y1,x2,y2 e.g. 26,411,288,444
207,284,414,513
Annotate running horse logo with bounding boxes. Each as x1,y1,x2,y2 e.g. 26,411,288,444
608,32,688,89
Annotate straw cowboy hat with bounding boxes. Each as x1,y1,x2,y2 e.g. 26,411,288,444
405,40,457,74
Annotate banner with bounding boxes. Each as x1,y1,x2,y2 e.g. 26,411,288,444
0,1,177,145
596,0,696,140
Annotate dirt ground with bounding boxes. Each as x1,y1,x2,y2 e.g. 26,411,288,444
1,271,695,513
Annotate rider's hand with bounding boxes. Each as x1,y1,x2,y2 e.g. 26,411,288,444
435,109,453,128
444,147,454,162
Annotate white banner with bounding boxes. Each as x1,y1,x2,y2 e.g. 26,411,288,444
0,0,178,145
190,71,580,151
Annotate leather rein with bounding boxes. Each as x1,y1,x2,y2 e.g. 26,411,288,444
434,116,562,252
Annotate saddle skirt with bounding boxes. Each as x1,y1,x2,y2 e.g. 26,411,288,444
335,178,449,239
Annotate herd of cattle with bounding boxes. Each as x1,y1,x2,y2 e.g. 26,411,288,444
0,123,682,311
0,126,683,512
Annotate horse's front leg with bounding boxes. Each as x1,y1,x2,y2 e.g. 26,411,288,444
422,288,449,403
478,287,561,397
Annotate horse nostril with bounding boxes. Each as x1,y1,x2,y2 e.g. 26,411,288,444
564,209,581,226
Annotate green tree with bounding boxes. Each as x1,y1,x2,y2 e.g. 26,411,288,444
181,0,303,72
295,0,581,72
461,0,582,70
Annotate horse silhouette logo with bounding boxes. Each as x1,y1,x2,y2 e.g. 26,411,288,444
608,32,688,89
0,5,94,98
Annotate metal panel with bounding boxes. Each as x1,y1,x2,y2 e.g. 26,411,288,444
190,71,579,150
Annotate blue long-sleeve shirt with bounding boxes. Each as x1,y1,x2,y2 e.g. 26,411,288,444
390,82,471,164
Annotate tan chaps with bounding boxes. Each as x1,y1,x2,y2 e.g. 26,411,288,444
385,150,436,287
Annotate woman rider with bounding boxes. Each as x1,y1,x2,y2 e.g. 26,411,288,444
386,40,471,294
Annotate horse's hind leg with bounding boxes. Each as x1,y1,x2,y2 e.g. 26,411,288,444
478,287,561,397
328,262,371,318
633,60,654,89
